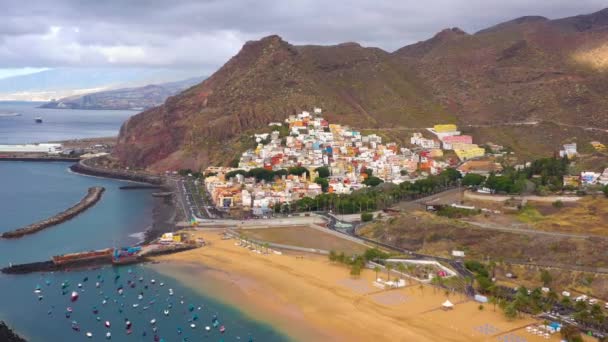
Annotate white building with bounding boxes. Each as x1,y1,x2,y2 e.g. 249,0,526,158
0,143,63,154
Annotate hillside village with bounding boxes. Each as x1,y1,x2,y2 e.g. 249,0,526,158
198,109,608,215
202,108,490,212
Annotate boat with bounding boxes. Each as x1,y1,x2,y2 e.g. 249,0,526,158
190,323,196,329
150,318,156,325
105,321,111,328
105,332,111,339
71,291,79,302
66,307,73,313
132,303,139,308
34,117,43,123
71,321,80,331
163,309,169,316
220,325,226,333
86,332,93,338
205,326,211,331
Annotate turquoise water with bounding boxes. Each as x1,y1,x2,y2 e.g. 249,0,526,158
0,162,288,341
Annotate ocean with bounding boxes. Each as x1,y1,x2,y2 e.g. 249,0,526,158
0,101,136,144
0,104,288,341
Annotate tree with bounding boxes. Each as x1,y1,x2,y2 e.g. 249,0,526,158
478,304,484,311
462,173,485,187
374,266,381,281
396,263,406,283
315,177,329,192
503,302,518,320
363,176,383,187
361,212,373,222
560,324,582,342
603,185,608,198
315,166,330,178
350,263,362,278
552,200,564,208
386,263,393,281
540,270,553,287
287,166,310,177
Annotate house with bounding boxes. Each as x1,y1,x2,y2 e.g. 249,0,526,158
559,143,578,158
457,160,503,176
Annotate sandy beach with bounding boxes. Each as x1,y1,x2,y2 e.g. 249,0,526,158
151,230,572,341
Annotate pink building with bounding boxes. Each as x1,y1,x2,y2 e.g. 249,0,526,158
441,135,473,150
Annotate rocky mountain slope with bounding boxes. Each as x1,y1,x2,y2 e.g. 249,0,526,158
115,8,608,171
40,77,204,110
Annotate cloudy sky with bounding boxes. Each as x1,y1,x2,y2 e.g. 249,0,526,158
0,0,605,78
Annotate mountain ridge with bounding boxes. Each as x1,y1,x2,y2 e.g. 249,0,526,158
115,8,608,171
40,76,205,110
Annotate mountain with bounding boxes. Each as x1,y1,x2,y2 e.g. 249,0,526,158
115,8,608,171
40,77,205,110
0,68,201,101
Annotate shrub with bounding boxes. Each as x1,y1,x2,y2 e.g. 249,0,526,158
361,212,373,222
552,200,563,208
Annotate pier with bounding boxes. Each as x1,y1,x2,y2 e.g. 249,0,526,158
1,187,105,239
1,241,202,274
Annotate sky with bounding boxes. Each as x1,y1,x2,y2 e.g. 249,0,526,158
0,0,605,79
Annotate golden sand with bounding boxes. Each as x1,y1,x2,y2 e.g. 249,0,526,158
151,231,569,341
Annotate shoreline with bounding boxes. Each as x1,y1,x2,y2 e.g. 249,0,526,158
152,231,565,342
66,157,178,243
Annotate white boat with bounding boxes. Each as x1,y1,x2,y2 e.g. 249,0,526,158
86,332,93,338
205,326,211,331
150,318,156,325
190,323,196,329
105,332,111,339
132,303,139,308
105,321,111,328
163,309,170,316
34,117,43,123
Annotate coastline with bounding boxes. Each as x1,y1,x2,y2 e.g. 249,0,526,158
67,156,178,244
152,231,562,342
0,321,26,342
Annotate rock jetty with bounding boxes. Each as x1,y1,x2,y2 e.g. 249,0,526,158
1,187,105,239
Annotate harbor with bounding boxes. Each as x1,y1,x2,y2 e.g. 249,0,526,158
2,232,203,274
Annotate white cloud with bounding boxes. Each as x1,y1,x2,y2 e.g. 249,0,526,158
0,0,605,74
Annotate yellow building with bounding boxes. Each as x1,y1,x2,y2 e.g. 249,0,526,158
433,124,458,133
591,141,607,152
455,146,486,161
429,149,444,158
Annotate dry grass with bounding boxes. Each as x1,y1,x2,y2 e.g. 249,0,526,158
532,197,608,236
239,226,369,255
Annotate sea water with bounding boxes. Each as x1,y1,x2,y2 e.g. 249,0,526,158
0,101,137,144
0,158,289,338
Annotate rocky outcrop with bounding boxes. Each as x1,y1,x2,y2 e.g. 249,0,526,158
0,321,26,342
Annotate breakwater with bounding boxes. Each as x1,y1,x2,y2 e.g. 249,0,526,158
1,187,105,239
71,157,163,185
0,321,26,342
1,244,200,274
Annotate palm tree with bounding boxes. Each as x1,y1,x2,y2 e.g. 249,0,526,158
386,263,393,282
489,296,498,312
396,263,406,281
374,266,381,281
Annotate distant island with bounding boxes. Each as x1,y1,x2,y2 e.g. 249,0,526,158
40,76,204,111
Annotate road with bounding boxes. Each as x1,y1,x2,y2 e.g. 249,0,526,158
462,220,601,239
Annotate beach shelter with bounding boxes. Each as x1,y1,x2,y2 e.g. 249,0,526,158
442,300,454,310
